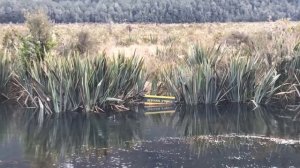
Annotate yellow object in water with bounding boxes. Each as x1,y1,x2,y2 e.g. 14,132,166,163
144,105,176,115
143,95,175,106
144,110,175,115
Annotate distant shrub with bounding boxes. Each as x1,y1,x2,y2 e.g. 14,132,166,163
75,31,94,54
25,10,53,47
2,29,20,56
116,26,137,46
116,36,137,46
162,36,177,46
126,25,133,34
56,31,95,56
222,31,254,50
20,10,54,69
142,34,158,44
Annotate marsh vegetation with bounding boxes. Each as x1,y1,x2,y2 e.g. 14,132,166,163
1,12,300,114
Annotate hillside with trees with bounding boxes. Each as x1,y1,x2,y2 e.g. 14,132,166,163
0,0,300,23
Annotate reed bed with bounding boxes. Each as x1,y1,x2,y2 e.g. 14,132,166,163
0,52,11,99
2,37,300,112
2,39,300,112
162,45,300,106
1,12,300,113
15,54,145,114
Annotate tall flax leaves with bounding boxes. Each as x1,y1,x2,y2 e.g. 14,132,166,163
226,55,258,103
273,53,300,102
253,69,280,105
189,45,219,66
109,54,144,99
22,54,144,114
163,46,281,105
163,64,224,105
163,46,225,105
0,53,11,94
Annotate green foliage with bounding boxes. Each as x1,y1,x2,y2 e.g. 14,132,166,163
20,11,54,70
2,29,20,56
74,31,94,54
109,54,145,99
189,45,209,65
20,37,50,70
273,52,300,103
163,64,225,104
162,46,225,105
226,56,258,103
0,53,10,93
188,45,220,66
253,69,280,105
162,46,283,106
19,54,145,114
25,11,53,46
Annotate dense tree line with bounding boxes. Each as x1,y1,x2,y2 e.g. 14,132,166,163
1,0,300,23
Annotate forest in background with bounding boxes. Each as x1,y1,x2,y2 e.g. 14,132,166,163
0,0,300,23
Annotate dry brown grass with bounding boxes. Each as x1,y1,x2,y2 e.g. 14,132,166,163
1,20,300,72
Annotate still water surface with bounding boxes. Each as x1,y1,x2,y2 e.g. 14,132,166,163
0,104,300,168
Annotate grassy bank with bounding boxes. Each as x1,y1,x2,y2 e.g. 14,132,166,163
1,12,300,113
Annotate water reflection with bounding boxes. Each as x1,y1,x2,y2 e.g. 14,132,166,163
138,104,300,139
0,104,299,167
0,105,142,167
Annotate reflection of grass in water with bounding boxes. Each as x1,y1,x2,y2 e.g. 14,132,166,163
0,107,143,167
107,112,142,146
18,111,141,166
0,104,24,144
161,105,300,157
169,105,269,136
0,105,11,143
23,113,107,154
0,104,299,167
142,104,299,138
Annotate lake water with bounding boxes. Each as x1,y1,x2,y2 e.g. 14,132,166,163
0,104,300,168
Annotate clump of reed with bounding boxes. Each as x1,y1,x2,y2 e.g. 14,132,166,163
162,46,225,105
2,29,20,57
0,52,11,100
17,53,145,114
162,46,283,106
57,30,96,55
277,56,300,106
163,64,225,105
253,69,281,105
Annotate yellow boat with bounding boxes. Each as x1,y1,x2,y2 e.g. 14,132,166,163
143,95,176,106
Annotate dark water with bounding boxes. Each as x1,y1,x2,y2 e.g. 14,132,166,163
0,104,300,168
